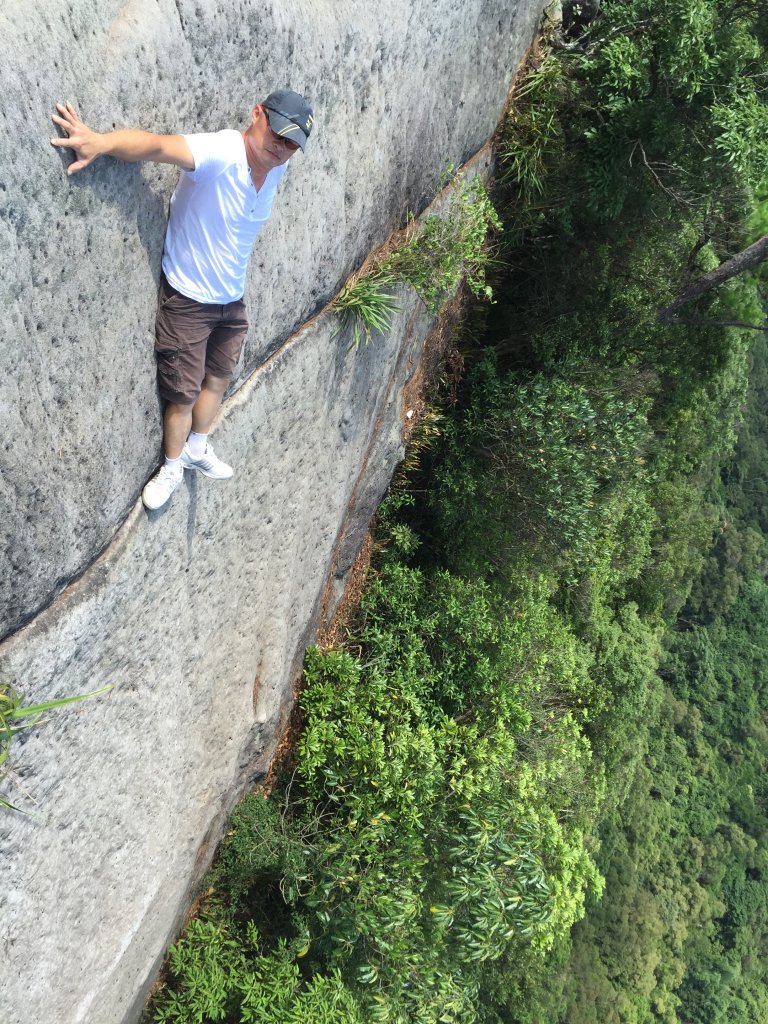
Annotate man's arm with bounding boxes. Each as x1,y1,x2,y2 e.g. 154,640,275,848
50,102,195,175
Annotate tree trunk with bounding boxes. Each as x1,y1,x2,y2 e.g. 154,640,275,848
658,233,768,322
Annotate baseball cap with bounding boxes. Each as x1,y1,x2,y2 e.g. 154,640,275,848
262,89,314,151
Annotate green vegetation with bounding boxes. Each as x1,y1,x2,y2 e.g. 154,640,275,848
147,3,768,1022
384,172,501,312
507,337,768,1024
154,916,366,1024
0,680,111,812
333,170,501,347
333,275,401,351
293,569,601,1020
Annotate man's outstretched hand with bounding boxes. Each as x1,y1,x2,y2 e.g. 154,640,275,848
51,102,103,174
50,105,194,172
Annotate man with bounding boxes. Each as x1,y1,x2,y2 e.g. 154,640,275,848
50,90,313,509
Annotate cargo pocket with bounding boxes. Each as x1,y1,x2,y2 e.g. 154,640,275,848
154,338,182,395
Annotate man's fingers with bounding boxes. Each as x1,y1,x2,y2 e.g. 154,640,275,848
51,102,97,174
54,102,80,127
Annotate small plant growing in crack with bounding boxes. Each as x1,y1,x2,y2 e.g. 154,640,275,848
333,270,401,350
1,678,112,812
333,168,502,348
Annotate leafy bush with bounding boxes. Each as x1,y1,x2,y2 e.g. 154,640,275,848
294,561,602,1021
431,355,652,578
153,918,365,1024
206,791,309,918
500,0,768,230
383,172,502,313
333,172,501,345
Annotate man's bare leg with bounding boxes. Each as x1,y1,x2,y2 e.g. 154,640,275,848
142,374,232,509
190,373,228,438
178,373,233,479
163,374,228,458
163,402,194,460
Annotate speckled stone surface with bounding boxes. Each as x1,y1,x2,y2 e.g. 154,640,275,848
0,0,541,637
0,1,543,1020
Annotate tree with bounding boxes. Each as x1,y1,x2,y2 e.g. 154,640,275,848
658,234,768,329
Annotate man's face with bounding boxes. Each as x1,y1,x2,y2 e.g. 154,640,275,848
250,105,300,168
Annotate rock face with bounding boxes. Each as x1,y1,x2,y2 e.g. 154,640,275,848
0,1,543,1022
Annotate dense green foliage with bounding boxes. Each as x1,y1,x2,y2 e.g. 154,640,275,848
333,171,501,347
147,3,768,1022
507,338,768,1024
154,915,366,1024
295,569,601,1020
501,0,768,231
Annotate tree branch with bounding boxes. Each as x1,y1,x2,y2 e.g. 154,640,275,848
658,317,768,332
657,233,768,322
629,140,687,206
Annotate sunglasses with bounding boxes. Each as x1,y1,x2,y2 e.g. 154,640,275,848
264,112,301,152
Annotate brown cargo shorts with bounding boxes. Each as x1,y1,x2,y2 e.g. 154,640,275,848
154,275,249,405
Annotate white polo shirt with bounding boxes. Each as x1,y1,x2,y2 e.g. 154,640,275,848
161,129,288,304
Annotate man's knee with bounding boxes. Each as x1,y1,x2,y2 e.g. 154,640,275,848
201,372,230,396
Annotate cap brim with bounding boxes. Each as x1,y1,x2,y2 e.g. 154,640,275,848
265,109,308,151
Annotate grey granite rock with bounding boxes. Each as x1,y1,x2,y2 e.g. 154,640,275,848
0,1,544,1020
0,0,541,638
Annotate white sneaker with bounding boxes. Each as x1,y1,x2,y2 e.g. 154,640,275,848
180,442,233,480
142,463,184,510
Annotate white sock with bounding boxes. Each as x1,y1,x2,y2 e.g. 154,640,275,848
187,431,208,458
163,454,183,476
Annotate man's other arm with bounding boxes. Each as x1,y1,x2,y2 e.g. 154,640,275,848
51,102,194,175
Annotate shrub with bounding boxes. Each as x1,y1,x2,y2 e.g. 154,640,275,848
207,791,307,907
382,172,502,314
153,918,365,1024
332,172,501,346
431,355,652,578
293,561,602,1020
